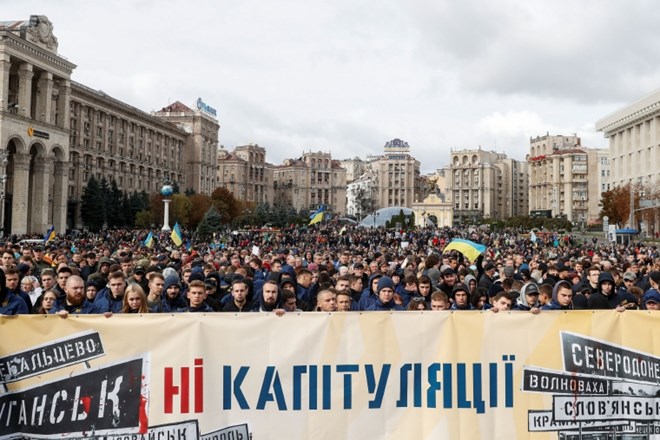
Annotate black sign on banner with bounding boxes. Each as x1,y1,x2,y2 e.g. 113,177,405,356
0,356,148,438
0,330,105,384
561,331,660,384
522,366,610,395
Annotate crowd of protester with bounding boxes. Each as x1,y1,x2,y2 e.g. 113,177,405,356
0,223,659,317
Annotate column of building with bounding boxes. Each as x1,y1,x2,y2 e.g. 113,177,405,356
0,56,9,110
36,72,53,124
29,157,53,233
11,153,31,235
17,63,33,118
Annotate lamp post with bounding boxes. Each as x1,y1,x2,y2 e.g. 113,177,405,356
0,150,8,237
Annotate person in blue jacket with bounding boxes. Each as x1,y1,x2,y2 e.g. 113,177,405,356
358,273,382,311
93,271,126,313
0,269,29,315
50,275,100,316
542,280,574,310
367,276,404,311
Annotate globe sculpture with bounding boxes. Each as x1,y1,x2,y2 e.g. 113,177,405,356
161,184,174,197
161,184,173,232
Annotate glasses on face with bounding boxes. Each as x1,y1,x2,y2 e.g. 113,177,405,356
624,279,634,283
411,297,425,303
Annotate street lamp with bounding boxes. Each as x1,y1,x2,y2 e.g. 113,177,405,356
0,149,7,236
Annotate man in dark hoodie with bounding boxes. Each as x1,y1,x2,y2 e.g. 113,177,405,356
154,275,187,312
180,280,213,313
358,273,382,311
366,276,403,311
222,279,253,312
450,283,474,310
588,272,621,309
542,280,573,310
252,279,285,315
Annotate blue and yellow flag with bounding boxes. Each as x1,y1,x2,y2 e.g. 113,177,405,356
143,231,154,248
309,205,325,226
43,225,56,244
171,223,183,247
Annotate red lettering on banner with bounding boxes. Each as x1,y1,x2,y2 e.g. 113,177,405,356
164,359,204,414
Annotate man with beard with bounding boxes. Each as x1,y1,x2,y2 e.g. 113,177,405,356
253,280,285,315
153,275,186,312
51,275,99,316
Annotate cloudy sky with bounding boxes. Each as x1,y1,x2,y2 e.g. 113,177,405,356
5,0,660,172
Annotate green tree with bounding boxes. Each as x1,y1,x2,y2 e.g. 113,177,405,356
81,176,105,231
196,206,223,238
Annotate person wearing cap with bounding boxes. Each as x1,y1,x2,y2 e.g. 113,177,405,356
437,265,457,298
515,282,541,312
450,283,474,310
478,262,497,291
366,277,404,311
642,289,660,311
32,246,51,273
89,257,112,284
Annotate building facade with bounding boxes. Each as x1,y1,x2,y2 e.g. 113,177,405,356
273,151,347,216
368,139,421,210
216,144,273,204
595,89,660,188
596,89,660,235
527,134,603,224
0,16,219,233
444,148,527,223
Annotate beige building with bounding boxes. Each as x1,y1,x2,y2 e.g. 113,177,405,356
338,157,366,183
445,148,527,223
273,151,347,216
153,99,219,195
217,144,273,204
0,16,219,233
368,139,421,210
527,134,603,224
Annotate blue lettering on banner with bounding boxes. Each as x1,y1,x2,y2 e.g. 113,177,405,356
221,356,515,413
196,98,217,117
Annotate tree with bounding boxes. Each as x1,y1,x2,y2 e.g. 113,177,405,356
171,193,192,226
196,206,223,238
188,194,213,227
211,187,240,223
600,185,630,227
81,176,105,231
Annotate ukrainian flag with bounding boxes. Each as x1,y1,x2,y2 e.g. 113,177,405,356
171,223,183,247
43,225,56,244
143,231,154,248
309,205,325,226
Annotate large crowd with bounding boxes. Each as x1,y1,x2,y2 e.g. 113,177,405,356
1,224,659,317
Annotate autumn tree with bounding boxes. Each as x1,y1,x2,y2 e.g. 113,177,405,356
211,187,240,223
600,184,630,227
188,194,213,227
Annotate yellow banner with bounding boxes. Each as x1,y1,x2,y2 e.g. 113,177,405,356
1,311,659,439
